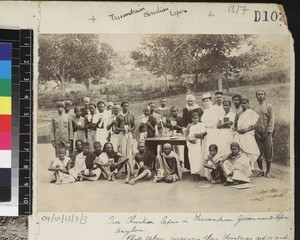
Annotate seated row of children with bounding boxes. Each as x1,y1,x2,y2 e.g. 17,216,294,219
49,138,252,186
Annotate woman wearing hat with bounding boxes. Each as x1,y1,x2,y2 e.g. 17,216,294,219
201,93,220,159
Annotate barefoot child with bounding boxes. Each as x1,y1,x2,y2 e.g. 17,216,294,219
128,141,156,185
203,144,223,184
48,148,75,184
186,112,207,182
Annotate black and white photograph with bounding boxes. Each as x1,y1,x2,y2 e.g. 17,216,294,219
36,33,291,213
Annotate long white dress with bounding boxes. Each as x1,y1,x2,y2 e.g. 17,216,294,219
69,152,87,179
186,123,206,175
218,111,236,157
95,112,109,147
234,109,260,170
201,105,220,157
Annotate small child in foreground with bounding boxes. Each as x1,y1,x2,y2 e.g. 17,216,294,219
48,148,75,184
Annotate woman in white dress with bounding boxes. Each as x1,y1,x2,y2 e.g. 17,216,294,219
234,98,260,170
217,100,236,157
201,93,220,158
221,142,252,185
186,112,207,181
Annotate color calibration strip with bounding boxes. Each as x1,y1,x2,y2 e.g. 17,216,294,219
0,43,12,202
0,29,33,216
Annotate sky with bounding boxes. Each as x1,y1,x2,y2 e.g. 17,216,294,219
99,33,290,54
100,34,144,52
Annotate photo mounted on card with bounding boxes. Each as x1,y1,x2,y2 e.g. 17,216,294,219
35,8,293,214
0,1,293,239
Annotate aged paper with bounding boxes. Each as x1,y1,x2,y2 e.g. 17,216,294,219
0,1,294,239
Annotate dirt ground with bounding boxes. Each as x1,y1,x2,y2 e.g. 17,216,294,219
37,143,292,213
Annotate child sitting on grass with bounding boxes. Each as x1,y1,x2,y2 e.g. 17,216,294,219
48,147,75,184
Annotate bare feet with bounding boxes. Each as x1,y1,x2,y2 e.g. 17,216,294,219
224,181,231,186
55,181,62,185
111,174,117,181
124,177,130,184
265,172,271,178
128,180,136,185
257,170,265,177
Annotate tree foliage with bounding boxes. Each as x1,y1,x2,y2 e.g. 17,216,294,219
38,34,115,91
130,35,270,91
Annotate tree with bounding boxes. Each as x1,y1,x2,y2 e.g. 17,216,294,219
130,35,269,92
39,34,115,96
130,35,184,96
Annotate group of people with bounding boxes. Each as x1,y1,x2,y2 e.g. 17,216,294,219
49,89,274,186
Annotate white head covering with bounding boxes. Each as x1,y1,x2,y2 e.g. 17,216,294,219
84,97,90,103
186,94,196,101
185,94,200,111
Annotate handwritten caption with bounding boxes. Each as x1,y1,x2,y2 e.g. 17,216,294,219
108,5,187,21
105,213,289,240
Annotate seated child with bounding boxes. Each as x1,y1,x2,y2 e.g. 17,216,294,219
128,141,155,185
48,147,76,184
203,144,224,184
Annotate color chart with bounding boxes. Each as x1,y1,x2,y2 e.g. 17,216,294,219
0,29,33,216
0,42,12,203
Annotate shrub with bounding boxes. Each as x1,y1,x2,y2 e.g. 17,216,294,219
273,119,290,166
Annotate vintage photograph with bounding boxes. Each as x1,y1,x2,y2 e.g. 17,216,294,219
37,33,291,212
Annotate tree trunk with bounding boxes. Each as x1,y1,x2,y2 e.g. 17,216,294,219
162,73,168,97
218,76,223,92
85,79,90,92
57,66,66,98
105,87,110,102
193,72,199,91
